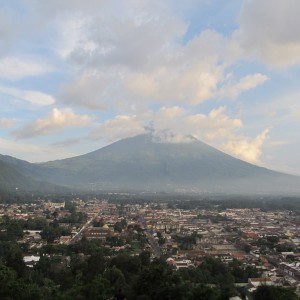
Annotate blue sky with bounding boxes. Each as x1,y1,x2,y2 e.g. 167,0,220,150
0,0,300,175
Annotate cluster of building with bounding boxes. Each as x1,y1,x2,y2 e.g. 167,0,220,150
1,199,300,297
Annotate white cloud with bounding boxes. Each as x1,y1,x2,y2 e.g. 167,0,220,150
236,0,300,67
249,90,300,122
22,2,270,110
54,11,270,109
267,140,293,147
89,106,245,150
158,106,186,119
0,57,54,80
126,60,224,105
0,137,77,163
0,12,17,58
0,86,55,106
58,29,229,108
59,72,112,109
30,0,107,16
224,128,270,163
51,1,186,69
219,73,269,99
184,106,243,141
56,15,96,59
0,118,15,128
90,115,144,142
13,108,91,139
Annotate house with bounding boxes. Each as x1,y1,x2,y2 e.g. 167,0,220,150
82,226,114,241
23,255,40,267
245,278,274,300
248,277,274,288
278,262,300,280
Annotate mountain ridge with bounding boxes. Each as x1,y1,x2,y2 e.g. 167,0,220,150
0,159,68,193
0,134,299,194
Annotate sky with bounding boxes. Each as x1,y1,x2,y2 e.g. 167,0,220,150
0,0,300,175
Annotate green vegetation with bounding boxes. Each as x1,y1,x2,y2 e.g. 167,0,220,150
2,231,294,300
253,285,299,300
59,211,87,224
172,232,201,250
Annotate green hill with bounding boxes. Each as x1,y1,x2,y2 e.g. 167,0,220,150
0,160,36,191
0,159,67,193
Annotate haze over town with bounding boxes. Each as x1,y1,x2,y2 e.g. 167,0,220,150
0,0,300,176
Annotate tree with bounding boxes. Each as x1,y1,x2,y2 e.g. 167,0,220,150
104,266,126,292
158,237,165,246
139,251,151,266
41,224,71,243
254,285,299,300
24,218,48,230
2,220,24,241
114,222,123,233
133,262,172,298
87,275,112,300
244,243,252,254
84,249,107,283
110,253,141,279
0,262,44,300
230,259,260,283
41,226,58,243
65,201,76,213
192,284,219,300
106,236,124,247
3,242,26,276
0,262,17,298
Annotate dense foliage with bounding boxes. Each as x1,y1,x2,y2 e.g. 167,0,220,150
0,232,296,300
0,241,297,300
253,285,299,300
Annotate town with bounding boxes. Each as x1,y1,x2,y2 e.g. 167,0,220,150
0,195,299,299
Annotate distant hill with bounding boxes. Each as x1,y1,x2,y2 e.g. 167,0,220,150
0,159,35,191
1,134,299,194
0,156,68,193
